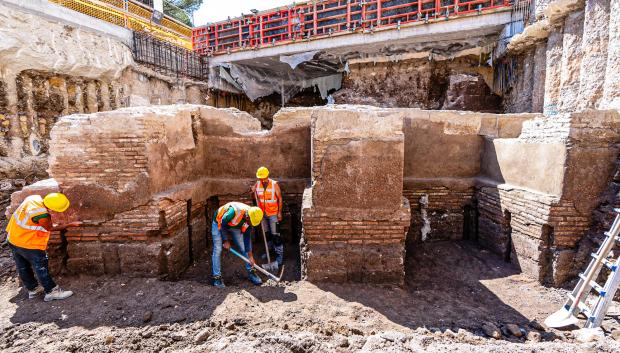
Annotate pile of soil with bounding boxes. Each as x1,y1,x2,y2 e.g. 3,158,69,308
0,241,619,352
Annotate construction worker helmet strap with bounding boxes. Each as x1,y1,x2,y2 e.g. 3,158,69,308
256,166,269,179
43,193,70,213
248,207,264,227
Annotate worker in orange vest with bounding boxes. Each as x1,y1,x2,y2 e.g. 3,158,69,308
252,167,284,268
5,193,76,301
211,201,264,288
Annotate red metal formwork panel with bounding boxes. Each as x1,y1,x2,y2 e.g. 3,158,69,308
191,0,513,55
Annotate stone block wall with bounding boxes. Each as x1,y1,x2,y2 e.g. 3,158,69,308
302,106,411,284
477,110,620,285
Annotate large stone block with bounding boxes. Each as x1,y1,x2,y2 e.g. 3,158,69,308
118,242,164,277
311,106,404,213
162,228,190,280
66,242,105,275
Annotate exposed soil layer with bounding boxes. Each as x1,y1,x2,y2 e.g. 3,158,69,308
1,241,619,352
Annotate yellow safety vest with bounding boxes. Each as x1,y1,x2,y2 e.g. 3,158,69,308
6,195,50,250
215,202,250,233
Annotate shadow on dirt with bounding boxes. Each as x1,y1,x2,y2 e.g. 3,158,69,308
7,240,539,335
314,241,535,332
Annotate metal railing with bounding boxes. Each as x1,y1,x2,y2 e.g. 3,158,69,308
133,32,208,80
50,0,193,49
193,0,513,55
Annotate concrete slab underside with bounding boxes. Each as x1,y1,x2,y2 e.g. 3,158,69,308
210,10,512,67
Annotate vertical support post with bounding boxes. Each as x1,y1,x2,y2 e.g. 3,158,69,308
377,0,382,27
288,8,293,40
249,17,254,46
347,0,352,29
214,25,219,52
123,0,129,28
361,1,367,29
313,0,318,34
260,15,264,45
435,0,441,18
418,0,422,20
239,19,243,48
455,0,459,15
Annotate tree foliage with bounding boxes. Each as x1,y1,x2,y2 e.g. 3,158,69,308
164,0,203,26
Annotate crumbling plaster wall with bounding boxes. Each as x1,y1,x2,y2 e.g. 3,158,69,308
0,1,208,234
402,110,535,244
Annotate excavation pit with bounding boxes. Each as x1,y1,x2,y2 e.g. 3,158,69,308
6,105,618,288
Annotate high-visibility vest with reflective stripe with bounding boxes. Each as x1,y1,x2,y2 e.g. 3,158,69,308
215,202,250,233
6,195,50,251
255,179,279,216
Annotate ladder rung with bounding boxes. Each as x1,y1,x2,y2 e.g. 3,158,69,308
578,273,606,296
603,231,620,241
603,231,620,242
568,294,593,316
590,253,618,271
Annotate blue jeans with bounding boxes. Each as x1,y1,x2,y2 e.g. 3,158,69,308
211,221,253,277
9,243,57,293
261,215,284,266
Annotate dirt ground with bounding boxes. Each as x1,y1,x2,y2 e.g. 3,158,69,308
1,240,619,352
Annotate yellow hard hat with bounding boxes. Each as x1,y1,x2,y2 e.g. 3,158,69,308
256,166,269,179
248,207,264,227
43,193,70,213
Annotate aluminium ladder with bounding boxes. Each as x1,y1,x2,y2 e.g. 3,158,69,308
545,209,620,329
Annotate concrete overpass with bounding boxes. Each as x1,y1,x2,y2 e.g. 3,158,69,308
208,8,514,103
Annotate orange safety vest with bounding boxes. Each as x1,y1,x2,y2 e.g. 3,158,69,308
6,195,50,251
255,179,279,217
215,202,250,233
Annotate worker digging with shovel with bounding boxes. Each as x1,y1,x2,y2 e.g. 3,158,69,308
251,167,284,272
210,201,264,288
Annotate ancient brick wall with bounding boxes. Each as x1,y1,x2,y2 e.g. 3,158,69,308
302,106,411,284
476,110,620,285
404,186,475,243
7,105,312,278
0,1,209,231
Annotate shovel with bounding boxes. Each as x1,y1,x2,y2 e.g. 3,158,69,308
259,223,279,272
255,190,279,272
545,307,579,328
228,247,284,282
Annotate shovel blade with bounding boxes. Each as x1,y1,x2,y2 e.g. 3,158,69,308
545,307,579,328
262,261,279,272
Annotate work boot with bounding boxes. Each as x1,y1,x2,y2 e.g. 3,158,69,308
247,270,262,286
212,276,225,289
274,245,284,267
28,286,44,299
43,286,73,302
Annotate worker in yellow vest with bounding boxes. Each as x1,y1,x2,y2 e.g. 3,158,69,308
211,201,264,288
5,193,75,301
252,167,284,268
